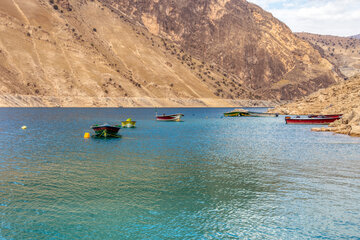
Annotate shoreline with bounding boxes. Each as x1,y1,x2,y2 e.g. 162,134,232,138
0,94,285,108
0,106,277,109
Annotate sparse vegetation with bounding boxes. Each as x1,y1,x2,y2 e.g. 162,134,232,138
297,32,360,78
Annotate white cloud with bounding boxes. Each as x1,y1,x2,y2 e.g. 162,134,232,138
249,0,360,36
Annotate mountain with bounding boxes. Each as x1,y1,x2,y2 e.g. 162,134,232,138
105,0,340,100
1,0,249,107
0,0,340,107
270,75,360,137
297,32,360,78
350,34,360,40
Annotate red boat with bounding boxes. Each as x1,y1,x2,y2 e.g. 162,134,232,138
156,113,184,122
285,116,341,125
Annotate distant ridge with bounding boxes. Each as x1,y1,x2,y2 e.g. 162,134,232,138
296,32,360,78
350,34,360,40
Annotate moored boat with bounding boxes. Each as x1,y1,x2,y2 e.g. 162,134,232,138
224,108,278,117
224,109,249,117
156,113,184,121
247,112,279,117
121,118,136,128
285,116,341,125
91,124,121,138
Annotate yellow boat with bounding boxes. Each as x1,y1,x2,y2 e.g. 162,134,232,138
121,118,136,128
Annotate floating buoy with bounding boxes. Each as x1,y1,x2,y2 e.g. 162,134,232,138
84,132,90,139
21,126,27,129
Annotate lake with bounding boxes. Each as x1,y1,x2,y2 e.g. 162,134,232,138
1,108,360,239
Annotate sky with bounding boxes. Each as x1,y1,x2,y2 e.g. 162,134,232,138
248,0,360,36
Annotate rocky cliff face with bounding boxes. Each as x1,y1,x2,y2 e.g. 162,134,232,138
0,0,340,107
271,75,360,137
104,0,340,100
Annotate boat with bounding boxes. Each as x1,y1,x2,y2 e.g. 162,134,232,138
121,118,136,128
224,108,278,117
308,114,342,118
285,116,341,125
156,113,184,121
224,109,249,117
247,112,279,117
91,124,121,138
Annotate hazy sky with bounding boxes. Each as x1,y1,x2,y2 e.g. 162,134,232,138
249,0,360,36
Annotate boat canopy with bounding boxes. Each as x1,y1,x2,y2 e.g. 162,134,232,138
231,108,248,113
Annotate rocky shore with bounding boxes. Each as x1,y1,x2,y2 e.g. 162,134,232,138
270,75,360,137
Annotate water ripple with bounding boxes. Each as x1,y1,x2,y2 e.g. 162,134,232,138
1,108,360,239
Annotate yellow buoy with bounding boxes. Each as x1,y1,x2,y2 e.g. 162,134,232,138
21,126,27,129
84,132,90,139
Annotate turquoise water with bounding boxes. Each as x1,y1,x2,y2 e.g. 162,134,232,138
1,108,360,239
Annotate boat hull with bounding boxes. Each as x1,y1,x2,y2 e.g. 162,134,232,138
121,121,136,128
247,112,279,117
224,112,249,117
285,117,341,125
156,114,184,121
91,125,121,137
224,111,278,117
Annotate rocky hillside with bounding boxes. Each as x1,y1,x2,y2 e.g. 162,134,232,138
1,0,249,107
297,32,360,78
0,0,340,107
271,75,360,137
105,0,340,100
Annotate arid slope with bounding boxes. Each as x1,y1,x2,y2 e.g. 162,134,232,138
2,0,252,107
0,0,341,107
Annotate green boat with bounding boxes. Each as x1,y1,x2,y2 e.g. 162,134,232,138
224,109,278,117
91,124,121,138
